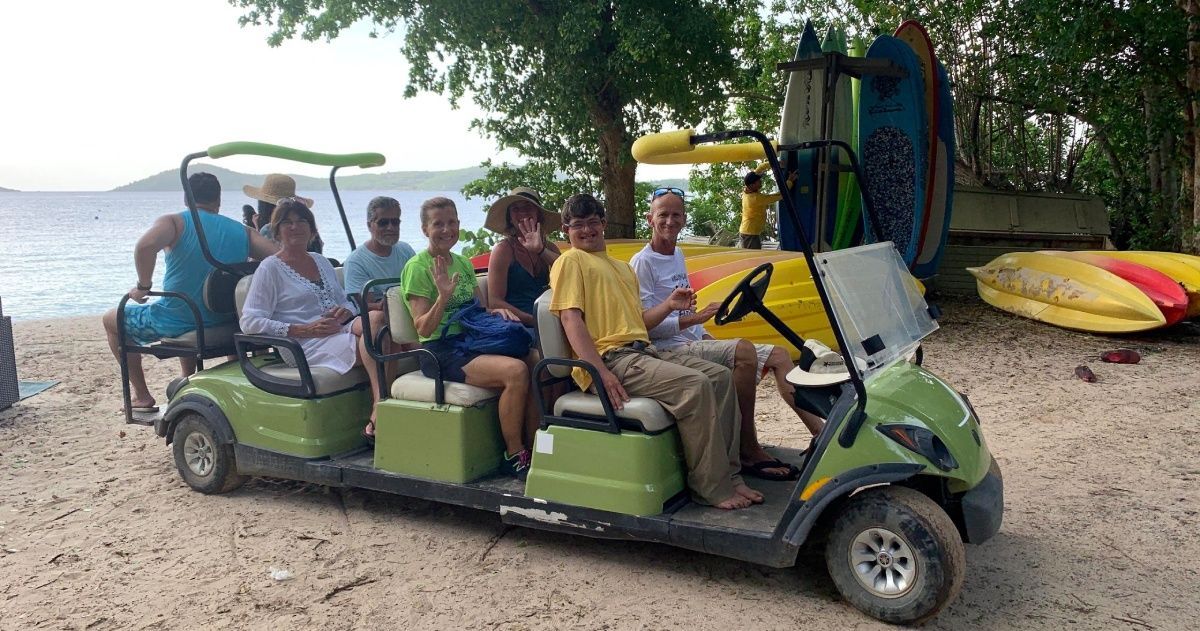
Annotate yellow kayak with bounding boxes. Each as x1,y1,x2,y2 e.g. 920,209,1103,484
1081,250,1200,319
968,252,1166,333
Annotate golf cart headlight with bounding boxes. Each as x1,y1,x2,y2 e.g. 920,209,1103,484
877,424,958,472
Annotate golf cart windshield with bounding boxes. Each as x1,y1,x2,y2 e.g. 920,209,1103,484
814,242,937,379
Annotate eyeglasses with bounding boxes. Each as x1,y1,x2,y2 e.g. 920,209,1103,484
374,218,401,227
564,218,605,231
649,187,685,201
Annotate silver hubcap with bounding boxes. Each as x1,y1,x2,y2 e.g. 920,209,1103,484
849,527,918,598
183,432,215,477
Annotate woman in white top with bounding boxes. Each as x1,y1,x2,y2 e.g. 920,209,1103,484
240,198,389,440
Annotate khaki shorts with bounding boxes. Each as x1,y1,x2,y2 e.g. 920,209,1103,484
668,339,775,383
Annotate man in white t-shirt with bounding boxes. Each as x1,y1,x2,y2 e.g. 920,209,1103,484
630,188,825,482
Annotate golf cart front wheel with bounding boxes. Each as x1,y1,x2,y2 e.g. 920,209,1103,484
825,485,965,625
171,413,247,494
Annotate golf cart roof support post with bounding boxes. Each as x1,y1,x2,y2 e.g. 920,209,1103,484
689,130,869,445
780,139,884,244
329,166,357,251
179,151,240,276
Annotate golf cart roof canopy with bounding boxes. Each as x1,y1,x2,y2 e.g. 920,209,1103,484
205,141,386,169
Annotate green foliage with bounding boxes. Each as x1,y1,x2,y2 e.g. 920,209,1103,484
231,0,755,236
457,227,499,258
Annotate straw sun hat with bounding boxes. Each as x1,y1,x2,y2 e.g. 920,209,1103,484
243,173,313,208
484,187,562,234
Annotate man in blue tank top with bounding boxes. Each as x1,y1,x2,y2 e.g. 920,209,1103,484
101,172,279,413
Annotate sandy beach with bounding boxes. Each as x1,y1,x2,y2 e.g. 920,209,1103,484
2,298,1198,630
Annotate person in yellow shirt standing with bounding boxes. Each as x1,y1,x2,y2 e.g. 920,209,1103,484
549,193,762,510
739,163,795,249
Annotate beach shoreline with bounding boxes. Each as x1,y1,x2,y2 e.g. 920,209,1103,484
2,302,1198,629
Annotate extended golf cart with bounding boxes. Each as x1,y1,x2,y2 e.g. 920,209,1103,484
132,137,1002,626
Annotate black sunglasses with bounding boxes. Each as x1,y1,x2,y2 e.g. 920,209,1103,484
374,218,401,227
649,186,685,201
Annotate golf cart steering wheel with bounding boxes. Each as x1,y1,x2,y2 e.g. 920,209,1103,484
716,263,773,326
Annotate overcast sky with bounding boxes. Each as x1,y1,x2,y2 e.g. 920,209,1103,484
0,0,684,191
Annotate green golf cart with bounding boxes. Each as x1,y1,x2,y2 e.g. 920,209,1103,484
133,138,1002,626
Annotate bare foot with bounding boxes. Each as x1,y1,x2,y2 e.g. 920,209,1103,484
735,483,764,504
714,494,753,510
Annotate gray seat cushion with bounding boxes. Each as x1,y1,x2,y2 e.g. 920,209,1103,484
553,391,674,433
390,371,500,407
160,324,238,349
261,364,369,396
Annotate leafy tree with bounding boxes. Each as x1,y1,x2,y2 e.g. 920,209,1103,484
232,0,752,238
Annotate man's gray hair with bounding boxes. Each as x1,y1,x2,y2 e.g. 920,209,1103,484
366,196,401,223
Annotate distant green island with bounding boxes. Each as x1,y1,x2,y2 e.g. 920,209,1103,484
112,165,687,194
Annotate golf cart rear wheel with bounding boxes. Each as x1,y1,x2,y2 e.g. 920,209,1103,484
825,485,965,625
171,413,247,494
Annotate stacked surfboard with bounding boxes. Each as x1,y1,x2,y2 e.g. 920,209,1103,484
968,250,1200,333
779,20,954,280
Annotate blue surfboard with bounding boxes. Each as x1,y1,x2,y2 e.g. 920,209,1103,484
859,35,927,265
779,20,823,252
911,60,955,278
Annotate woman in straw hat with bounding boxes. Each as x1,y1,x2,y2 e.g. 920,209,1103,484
484,188,562,327
245,173,323,253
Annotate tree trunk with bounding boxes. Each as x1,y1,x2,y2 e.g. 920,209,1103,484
1187,0,1200,252
597,121,637,238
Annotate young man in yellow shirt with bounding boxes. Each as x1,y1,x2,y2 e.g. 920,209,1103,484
548,194,761,510
739,164,796,249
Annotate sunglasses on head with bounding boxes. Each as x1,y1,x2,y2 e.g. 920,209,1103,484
649,187,685,201
374,218,401,227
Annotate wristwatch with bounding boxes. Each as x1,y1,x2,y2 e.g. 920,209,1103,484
136,281,152,291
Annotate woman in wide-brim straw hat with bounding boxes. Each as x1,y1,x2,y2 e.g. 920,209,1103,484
484,187,562,326
245,173,323,253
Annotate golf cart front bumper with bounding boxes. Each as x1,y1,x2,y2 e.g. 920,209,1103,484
960,456,1004,544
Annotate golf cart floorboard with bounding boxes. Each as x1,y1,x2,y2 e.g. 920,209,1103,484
670,446,806,533
328,445,805,536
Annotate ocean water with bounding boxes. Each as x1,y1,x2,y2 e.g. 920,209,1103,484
0,190,485,321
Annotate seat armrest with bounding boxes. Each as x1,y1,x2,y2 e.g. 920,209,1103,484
533,358,621,434
233,333,318,399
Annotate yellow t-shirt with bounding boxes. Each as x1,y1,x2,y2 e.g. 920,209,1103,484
740,191,782,235
549,248,649,390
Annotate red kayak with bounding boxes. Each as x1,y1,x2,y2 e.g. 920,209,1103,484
1041,251,1189,325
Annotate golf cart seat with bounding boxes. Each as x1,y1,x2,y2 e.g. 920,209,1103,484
383,285,500,407
534,291,673,433
231,274,369,398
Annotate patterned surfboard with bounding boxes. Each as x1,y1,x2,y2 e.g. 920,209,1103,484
859,35,927,264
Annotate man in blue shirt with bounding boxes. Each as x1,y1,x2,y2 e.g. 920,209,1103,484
102,172,278,413
343,196,416,310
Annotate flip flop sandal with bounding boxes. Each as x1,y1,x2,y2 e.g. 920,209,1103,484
130,405,160,414
740,459,801,481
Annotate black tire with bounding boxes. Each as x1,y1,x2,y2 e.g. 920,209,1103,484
824,485,965,625
171,413,247,494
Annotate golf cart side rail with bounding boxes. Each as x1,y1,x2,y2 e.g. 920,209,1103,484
180,142,387,275
632,128,873,447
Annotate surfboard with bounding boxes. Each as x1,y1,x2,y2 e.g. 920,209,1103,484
894,21,939,270
859,35,927,265
832,37,865,251
779,20,824,252
912,60,954,279
819,27,853,252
